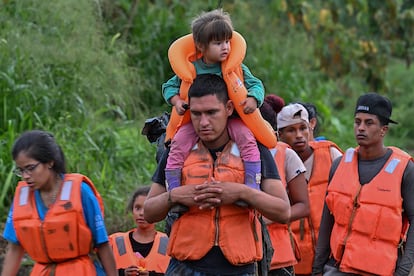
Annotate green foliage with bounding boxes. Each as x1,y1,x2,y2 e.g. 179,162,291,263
0,0,157,229
101,0,224,113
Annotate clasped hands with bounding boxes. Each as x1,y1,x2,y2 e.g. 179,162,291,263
173,178,245,210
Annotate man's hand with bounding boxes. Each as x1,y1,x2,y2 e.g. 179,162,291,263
193,179,245,209
193,180,223,209
170,179,249,210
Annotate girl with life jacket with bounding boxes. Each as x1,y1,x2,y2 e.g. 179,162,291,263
162,9,273,207
260,95,310,276
1,130,117,276
109,186,170,276
276,104,343,276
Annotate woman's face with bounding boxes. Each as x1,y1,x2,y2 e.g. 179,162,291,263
14,152,53,190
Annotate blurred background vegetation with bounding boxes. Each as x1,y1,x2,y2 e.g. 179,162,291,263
1,0,414,233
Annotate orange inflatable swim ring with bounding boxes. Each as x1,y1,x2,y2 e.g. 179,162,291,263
165,31,277,149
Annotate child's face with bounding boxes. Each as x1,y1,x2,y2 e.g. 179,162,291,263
202,40,231,64
132,195,154,230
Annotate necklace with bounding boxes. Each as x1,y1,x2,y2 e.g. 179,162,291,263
41,178,61,207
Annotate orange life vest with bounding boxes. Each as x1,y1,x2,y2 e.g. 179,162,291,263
12,173,104,275
326,147,411,275
164,31,277,149
167,141,263,265
110,230,170,273
267,142,300,270
292,140,343,274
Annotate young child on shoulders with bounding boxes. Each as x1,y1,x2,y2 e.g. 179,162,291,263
162,9,265,200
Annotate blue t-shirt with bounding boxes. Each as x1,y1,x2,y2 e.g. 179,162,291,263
3,181,108,274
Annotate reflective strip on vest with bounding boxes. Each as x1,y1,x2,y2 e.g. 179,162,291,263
269,148,277,158
230,143,241,157
344,148,355,163
344,148,401,173
115,236,127,256
60,180,73,200
19,186,29,206
158,236,168,255
385,158,400,173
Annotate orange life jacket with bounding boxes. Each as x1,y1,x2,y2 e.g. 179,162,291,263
165,31,277,149
110,230,170,273
167,141,263,265
12,173,104,275
292,140,343,274
326,147,411,275
267,142,300,269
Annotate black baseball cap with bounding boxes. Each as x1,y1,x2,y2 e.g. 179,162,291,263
355,92,398,124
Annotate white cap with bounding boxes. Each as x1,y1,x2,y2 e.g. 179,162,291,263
277,103,309,130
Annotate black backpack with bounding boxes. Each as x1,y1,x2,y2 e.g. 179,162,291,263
141,112,170,163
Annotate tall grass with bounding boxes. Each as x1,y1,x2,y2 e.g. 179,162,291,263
0,0,157,231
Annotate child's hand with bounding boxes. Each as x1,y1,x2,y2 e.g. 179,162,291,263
125,265,140,275
174,99,188,115
125,265,148,275
170,95,189,115
137,268,149,276
240,97,258,114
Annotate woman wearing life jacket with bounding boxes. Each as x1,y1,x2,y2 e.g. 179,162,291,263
109,186,170,276
162,9,272,210
260,95,310,276
276,104,343,276
313,93,414,275
1,130,117,276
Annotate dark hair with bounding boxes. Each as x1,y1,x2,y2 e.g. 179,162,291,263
295,102,321,135
191,9,233,50
188,74,229,104
12,130,66,174
260,95,285,130
377,116,389,126
298,102,317,120
126,185,151,212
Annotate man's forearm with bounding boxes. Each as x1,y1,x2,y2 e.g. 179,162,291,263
144,183,170,223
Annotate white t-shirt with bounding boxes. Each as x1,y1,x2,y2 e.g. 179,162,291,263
284,147,307,183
